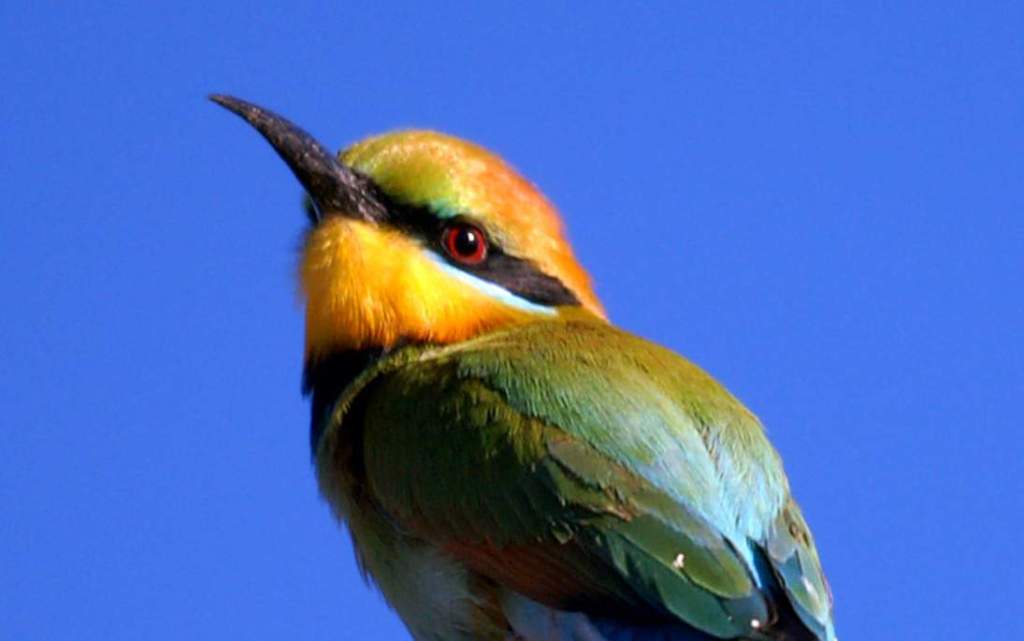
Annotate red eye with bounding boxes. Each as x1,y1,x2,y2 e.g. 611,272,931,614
442,223,488,265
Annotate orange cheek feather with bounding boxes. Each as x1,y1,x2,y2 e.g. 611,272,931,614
301,218,533,356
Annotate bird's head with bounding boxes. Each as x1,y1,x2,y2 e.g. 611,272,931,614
212,95,604,360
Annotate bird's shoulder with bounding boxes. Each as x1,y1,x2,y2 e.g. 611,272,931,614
383,316,790,540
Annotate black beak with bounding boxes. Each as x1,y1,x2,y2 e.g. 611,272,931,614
210,94,386,223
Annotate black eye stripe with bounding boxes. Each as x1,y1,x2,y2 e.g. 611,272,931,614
346,188,579,308
460,252,580,307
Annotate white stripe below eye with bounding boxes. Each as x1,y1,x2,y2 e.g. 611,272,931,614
428,253,557,316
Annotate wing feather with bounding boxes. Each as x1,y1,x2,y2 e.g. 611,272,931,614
325,319,834,639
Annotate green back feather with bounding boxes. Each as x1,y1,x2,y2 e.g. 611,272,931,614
316,317,834,639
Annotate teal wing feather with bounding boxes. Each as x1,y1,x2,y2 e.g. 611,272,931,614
321,318,834,639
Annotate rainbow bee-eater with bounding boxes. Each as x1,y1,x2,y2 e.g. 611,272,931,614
212,95,836,641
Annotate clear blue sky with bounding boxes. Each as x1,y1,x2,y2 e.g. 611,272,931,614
2,3,1021,639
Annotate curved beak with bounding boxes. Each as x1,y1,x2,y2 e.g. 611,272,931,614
210,94,386,223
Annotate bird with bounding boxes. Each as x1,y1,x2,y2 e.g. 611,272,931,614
211,94,836,641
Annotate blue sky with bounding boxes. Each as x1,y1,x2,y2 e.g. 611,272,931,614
2,3,1021,639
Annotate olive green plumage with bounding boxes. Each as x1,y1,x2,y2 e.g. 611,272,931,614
315,315,833,641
